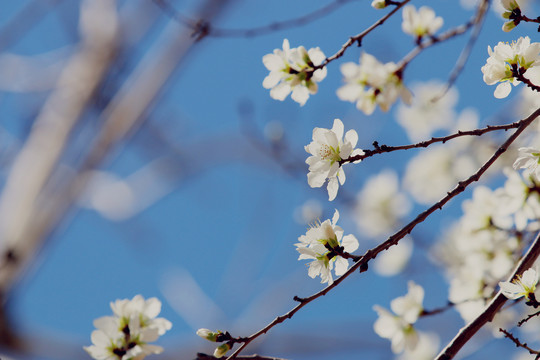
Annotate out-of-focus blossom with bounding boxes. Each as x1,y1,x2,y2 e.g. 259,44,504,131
398,332,440,360
373,281,424,353
396,81,458,142
355,170,411,237
373,236,414,277
337,52,412,115
401,5,443,39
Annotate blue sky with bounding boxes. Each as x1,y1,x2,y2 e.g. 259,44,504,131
1,0,539,359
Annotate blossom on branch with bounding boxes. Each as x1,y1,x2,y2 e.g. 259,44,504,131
337,52,412,115
262,39,327,106
295,209,359,285
499,267,538,300
401,5,443,40
305,118,364,201
481,36,540,98
84,295,172,360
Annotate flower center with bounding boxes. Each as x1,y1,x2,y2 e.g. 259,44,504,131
319,144,332,159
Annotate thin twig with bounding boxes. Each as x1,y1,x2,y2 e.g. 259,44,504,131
226,108,540,360
396,4,485,73
341,120,521,164
312,0,411,71
518,309,540,327
499,328,540,358
153,0,357,38
434,0,490,100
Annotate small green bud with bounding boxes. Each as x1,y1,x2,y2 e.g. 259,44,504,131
213,343,231,358
502,21,516,32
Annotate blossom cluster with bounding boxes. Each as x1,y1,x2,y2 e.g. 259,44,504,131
262,39,327,106
481,36,540,98
85,295,172,360
436,168,540,324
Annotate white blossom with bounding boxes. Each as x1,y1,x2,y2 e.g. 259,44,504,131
305,118,364,201
401,5,443,39
337,52,412,115
499,267,539,300
262,39,327,106
481,36,540,98
295,209,359,285
84,295,171,360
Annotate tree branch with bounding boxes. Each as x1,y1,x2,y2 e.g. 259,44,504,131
225,107,540,360
153,0,357,38
341,120,521,164
436,229,540,360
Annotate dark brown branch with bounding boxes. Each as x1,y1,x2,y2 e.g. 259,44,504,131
153,0,356,38
515,70,540,93
436,228,540,360
226,107,540,360
341,120,521,164
499,328,540,358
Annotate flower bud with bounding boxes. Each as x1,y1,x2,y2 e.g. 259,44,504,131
213,343,231,358
502,20,516,32
196,328,219,342
371,0,387,9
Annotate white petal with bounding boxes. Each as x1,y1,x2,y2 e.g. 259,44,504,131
270,82,291,101
494,82,512,99
331,119,344,141
327,177,339,201
342,234,359,253
307,171,327,188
